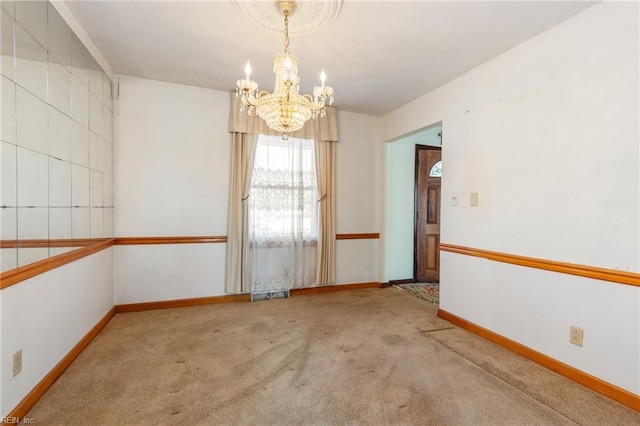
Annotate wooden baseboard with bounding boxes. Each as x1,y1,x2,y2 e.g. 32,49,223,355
437,309,640,412
6,307,116,420
115,283,383,313
115,294,251,313
389,278,415,285
290,282,381,296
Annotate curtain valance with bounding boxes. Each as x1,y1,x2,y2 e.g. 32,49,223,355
228,93,339,142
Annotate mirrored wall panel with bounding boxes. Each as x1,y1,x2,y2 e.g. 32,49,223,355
1,0,114,272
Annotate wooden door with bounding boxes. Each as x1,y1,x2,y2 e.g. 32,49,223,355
415,146,441,282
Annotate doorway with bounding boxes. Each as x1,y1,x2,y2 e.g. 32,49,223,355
383,123,441,284
414,145,441,282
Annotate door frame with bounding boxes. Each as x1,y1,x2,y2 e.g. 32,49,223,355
413,144,442,282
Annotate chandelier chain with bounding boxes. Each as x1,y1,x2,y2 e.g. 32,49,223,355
283,11,290,54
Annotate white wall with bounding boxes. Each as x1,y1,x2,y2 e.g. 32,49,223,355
115,76,231,237
335,111,381,284
382,2,639,394
115,77,382,303
115,244,227,303
0,248,114,417
114,76,231,302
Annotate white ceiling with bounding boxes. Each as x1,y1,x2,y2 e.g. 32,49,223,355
65,0,597,116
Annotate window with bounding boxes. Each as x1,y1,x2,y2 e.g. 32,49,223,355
429,160,442,177
249,135,317,245
248,134,318,292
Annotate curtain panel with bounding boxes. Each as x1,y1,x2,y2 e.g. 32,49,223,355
225,133,258,294
314,140,336,285
226,93,338,293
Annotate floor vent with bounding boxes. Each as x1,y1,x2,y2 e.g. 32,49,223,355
250,290,290,302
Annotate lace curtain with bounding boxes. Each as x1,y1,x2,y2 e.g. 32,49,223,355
248,135,317,292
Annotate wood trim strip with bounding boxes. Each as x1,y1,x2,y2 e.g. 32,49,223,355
0,239,114,290
336,233,380,240
114,236,227,245
6,307,116,420
113,234,379,244
115,294,251,313
0,233,379,250
0,233,377,289
440,243,640,287
290,282,381,296
0,238,106,249
437,309,640,412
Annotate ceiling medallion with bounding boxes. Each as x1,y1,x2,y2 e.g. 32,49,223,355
232,0,342,37
235,0,335,134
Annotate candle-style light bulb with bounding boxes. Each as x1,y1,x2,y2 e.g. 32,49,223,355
244,61,252,81
320,70,326,88
284,57,292,71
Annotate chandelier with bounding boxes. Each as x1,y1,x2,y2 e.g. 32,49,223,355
236,0,334,134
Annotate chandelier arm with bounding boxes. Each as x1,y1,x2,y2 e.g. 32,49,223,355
243,97,258,107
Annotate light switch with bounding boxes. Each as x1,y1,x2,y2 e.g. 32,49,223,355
470,192,479,207
451,193,458,206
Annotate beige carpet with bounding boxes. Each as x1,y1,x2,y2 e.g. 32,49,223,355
27,288,639,425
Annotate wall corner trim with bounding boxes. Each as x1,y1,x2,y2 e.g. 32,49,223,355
49,1,116,80
6,307,116,420
437,309,640,412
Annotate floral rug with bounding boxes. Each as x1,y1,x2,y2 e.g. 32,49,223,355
396,283,439,305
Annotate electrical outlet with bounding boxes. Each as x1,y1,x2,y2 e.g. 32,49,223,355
569,326,584,347
13,349,22,377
